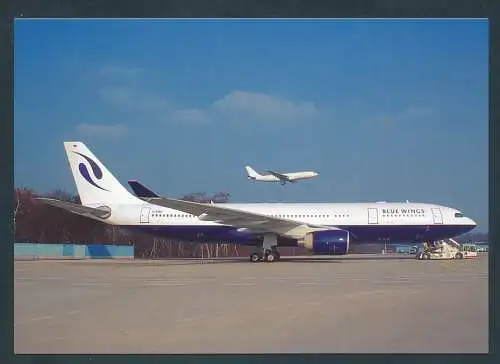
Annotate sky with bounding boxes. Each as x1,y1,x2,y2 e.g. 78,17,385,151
14,19,489,231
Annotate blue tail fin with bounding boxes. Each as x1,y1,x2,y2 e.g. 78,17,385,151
127,180,160,198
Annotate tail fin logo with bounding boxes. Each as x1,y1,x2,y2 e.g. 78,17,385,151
73,152,109,191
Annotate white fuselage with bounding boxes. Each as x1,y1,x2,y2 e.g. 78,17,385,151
103,201,474,230
250,171,318,182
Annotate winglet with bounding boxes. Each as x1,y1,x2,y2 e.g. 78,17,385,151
127,180,160,198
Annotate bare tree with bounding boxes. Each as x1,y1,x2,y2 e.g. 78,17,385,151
149,238,160,258
13,190,20,237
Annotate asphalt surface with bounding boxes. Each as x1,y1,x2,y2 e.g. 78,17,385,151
14,254,489,354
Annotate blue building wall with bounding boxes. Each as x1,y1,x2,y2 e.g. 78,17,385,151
84,244,134,259
14,243,134,260
395,245,410,253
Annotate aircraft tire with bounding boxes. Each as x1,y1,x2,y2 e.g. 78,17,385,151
265,251,279,262
455,252,464,259
423,253,431,260
250,253,262,263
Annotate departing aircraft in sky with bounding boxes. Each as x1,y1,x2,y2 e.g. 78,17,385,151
245,166,319,185
36,142,477,263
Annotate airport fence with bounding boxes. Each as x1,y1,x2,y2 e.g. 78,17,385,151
14,242,134,260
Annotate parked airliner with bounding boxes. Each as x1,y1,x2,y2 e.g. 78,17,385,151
36,142,477,263
245,166,318,185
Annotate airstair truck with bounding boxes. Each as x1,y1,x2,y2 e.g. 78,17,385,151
415,239,465,260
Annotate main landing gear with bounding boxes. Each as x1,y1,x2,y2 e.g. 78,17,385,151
249,249,281,263
249,233,281,263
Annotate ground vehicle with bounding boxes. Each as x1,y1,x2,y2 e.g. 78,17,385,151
460,243,478,258
476,243,488,252
416,239,467,260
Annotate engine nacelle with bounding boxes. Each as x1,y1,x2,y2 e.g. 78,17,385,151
300,230,350,255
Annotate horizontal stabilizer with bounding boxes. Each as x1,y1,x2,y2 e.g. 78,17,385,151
127,180,159,198
35,197,112,220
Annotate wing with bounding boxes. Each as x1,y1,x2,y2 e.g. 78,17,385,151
266,170,290,180
144,196,335,238
35,198,112,221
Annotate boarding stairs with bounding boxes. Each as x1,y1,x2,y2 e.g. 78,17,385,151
417,238,464,260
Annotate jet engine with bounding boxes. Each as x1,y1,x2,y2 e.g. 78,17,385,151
300,230,350,255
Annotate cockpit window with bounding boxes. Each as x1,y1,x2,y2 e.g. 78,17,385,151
455,213,464,218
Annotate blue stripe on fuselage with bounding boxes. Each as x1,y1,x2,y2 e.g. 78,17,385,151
120,224,475,246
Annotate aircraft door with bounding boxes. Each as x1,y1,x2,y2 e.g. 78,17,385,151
431,208,443,224
140,207,151,224
368,208,378,224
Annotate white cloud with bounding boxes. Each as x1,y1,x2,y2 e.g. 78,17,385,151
76,123,128,138
212,90,318,122
162,90,320,124
171,109,207,123
99,82,320,126
94,61,321,126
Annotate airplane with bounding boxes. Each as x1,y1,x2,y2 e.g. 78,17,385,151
36,141,477,263
245,166,319,185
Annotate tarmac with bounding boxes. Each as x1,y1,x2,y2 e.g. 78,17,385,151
14,253,489,354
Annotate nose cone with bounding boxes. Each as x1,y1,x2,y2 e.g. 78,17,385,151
467,217,477,227
463,217,477,234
